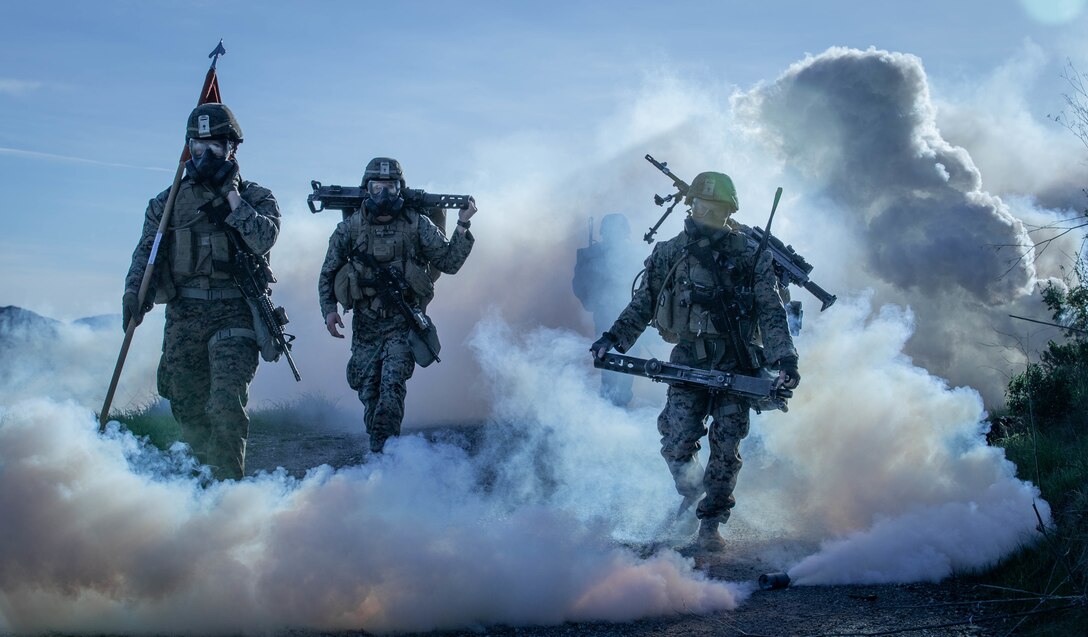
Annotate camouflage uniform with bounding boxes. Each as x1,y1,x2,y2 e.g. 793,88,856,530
126,177,280,479
318,208,473,452
606,217,797,525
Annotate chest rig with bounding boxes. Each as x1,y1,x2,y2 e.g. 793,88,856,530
654,226,760,366
335,210,435,312
167,181,235,289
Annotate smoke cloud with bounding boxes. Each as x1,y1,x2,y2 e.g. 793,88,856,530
734,46,1085,405
0,398,743,634
0,308,161,411
465,302,1047,587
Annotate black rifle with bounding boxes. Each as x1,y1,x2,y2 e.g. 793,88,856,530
221,229,302,381
644,154,836,311
593,352,791,412
743,226,836,311
350,250,442,365
308,180,472,215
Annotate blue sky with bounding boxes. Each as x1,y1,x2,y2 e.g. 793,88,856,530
2,0,1088,415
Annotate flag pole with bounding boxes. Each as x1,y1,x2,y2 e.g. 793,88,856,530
99,41,227,432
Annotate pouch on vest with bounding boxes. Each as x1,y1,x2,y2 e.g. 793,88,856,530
333,262,356,310
401,261,435,307
247,299,281,362
171,226,232,280
654,284,680,344
153,264,177,304
409,318,442,368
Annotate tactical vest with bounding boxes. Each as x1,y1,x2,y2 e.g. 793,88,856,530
334,210,435,311
167,181,235,289
654,231,755,347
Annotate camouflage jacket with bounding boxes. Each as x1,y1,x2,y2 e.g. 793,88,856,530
318,209,474,318
608,219,797,369
125,177,280,295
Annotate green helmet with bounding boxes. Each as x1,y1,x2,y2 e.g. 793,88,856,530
186,103,243,142
686,171,739,209
362,157,405,187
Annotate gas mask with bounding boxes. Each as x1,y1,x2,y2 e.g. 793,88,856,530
364,179,404,220
689,197,735,229
185,138,234,185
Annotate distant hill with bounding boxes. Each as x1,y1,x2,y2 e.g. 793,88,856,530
73,314,119,331
0,305,60,340
0,305,119,344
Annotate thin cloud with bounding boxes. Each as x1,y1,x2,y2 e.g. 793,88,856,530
0,146,171,172
0,79,45,96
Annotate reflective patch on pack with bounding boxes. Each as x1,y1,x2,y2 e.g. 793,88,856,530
198,114,211,136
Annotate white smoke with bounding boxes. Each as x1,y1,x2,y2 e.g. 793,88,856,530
465,301,1047,587
733,46,1086,406
0,399,744,634
0,310,161,411
744,295,1049,583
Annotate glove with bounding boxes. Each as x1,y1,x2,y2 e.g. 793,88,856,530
122,291,152,332
200,196,233,226
590,331,618,360
776,355,800,389
210,158,240,193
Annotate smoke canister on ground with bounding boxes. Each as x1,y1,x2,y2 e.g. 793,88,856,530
759,572,791,590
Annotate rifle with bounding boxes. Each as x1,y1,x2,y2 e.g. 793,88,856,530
644,154,836,311
307,180,472,215
743,226,836,311
351,250,442,366
593,352,791,413
221,225,302,381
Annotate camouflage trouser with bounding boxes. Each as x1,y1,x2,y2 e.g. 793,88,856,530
656,341,750,523
347,311,415,453
157,298,258,480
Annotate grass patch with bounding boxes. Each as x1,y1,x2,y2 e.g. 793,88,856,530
110,401,181,450
109,393,352,450
974,422,1088,633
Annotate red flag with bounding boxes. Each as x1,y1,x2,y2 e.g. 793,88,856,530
199,65,222,105
181,42,225,162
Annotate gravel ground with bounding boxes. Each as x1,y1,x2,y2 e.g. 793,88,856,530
246,424,1027,637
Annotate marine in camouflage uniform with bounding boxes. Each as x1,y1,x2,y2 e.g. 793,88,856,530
124,103,280,480
318,157,475,453
591,171,799,552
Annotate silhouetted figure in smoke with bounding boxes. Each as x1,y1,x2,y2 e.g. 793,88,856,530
573,214,641,407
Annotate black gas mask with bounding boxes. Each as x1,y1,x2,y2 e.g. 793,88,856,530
363,179,404,220
185,138,235,186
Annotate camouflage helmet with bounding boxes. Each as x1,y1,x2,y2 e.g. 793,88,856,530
685,171,739,209
186,103,243,142
362,157,406,187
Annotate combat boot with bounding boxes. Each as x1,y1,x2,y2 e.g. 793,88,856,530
697,519,727,553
